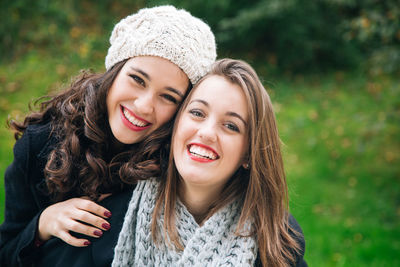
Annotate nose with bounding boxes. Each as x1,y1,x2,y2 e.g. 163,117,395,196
197,119,217,143
134,91,154,116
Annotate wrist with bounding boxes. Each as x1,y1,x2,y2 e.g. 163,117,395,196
37,212,52,242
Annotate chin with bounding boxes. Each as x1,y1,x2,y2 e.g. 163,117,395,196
114,135,140,145
181,174,208,185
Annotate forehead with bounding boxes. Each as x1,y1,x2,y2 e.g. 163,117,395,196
124,56,189,82
190,75,248,114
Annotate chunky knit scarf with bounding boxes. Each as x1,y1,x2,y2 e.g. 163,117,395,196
112,178,258,266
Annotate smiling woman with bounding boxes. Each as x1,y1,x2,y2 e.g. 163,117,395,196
173,75,249,207
113,59,308,267
107,56,189,145
0,5,216,267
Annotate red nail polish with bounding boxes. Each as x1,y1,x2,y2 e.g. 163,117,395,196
94,230,103,237
84,241,91,246
102,223,111,230
104,211,112,218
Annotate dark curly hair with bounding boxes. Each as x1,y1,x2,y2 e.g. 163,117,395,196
9,59,181,201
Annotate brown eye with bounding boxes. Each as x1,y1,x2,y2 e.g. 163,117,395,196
224,122,240,132
189,109,204,118
129,74,145,86
162,94,178,104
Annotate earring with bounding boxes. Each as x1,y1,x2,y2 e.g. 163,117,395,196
243,163,250,169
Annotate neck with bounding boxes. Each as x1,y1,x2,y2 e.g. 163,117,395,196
178,182,222,225
108,135,132,159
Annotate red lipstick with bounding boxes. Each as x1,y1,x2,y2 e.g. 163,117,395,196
187,143,219,163
120,105,151,132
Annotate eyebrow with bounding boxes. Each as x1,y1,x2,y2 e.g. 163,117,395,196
190,99,208,106
129,67,185,98
189,99,247,126
166,87,185,98
130,67,150,80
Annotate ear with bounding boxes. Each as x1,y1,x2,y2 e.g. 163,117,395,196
241,150,250,170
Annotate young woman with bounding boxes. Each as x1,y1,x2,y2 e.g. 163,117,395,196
0,5,216,266
113,59,307,266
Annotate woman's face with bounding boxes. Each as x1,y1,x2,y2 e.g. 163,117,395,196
107,56,189,144
173,75,249,193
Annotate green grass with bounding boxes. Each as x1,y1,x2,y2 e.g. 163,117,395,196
270,73,400,266
0,52,399,266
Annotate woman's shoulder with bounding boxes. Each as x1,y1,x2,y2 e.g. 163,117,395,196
288,213,304,238
254,213,308,267
13,122,57,162
288,213,307,267
24,121,52,140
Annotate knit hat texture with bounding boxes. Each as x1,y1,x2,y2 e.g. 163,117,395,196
105,5,216,84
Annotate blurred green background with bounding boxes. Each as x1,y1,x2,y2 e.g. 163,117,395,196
0,0,399,266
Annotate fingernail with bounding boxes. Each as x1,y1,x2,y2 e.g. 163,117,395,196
94,230,103,237
104,211,112,218
102,223,111,230
84,241,91,246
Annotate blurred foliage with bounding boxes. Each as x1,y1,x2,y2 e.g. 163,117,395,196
151,0,361,73
0,1,399,265
149,0,400,75
1,0,399,75
0,0,145,63
339,0,400,75
273,73,400,265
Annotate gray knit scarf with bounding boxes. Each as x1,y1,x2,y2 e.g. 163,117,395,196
112,178,258,267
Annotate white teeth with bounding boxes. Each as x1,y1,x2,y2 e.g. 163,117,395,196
189,145,217,160
123,108,149,127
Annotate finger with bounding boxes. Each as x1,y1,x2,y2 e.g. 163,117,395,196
74,198,112,218
58,231,91,247
67,219,104,238
75,209,111,231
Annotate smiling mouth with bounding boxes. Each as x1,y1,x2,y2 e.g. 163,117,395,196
121,106,151,128
188,144,219,161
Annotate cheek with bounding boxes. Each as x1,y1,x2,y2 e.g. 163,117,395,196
107,76,136,105
106,85,120,109
155,105,179,124
172,117,192,148
105,91,114,116
238,140,249,163
227,137,248,161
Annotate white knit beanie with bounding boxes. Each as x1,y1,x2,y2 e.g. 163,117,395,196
105,5,216,84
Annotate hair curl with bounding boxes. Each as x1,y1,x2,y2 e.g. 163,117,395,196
10,59,177,201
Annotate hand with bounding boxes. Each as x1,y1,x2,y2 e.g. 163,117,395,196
38,197,112,247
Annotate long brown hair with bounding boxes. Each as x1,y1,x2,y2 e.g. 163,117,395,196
9,59,180,201
152,58,301,266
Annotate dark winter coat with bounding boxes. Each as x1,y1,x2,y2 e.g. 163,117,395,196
0,123,132,266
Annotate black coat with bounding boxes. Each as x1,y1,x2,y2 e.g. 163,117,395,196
0,123,133,266
35,190,132,267
1,123,55,266
0,123,307,266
